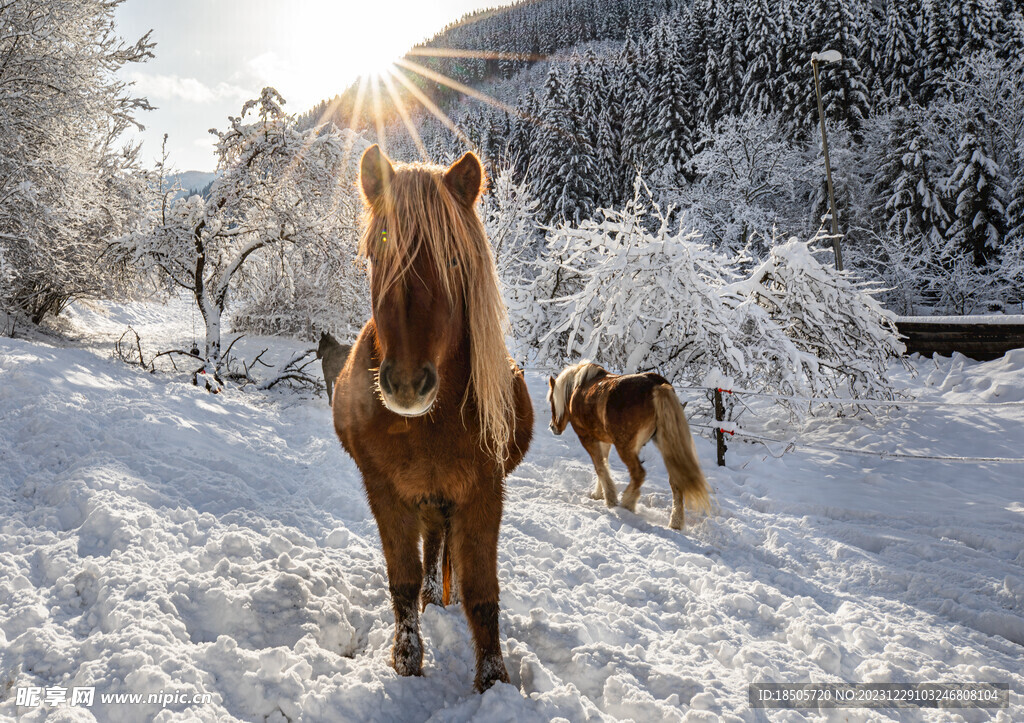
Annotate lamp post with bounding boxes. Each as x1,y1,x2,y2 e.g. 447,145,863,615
811,49,843,271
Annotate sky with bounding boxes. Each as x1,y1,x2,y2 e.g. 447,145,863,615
115,0,499,172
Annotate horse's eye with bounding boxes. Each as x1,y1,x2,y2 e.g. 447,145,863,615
449,257,459,268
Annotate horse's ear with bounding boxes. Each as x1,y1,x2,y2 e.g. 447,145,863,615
681,401,688,411
360,144,394,206
548,375,556,389
443,151,484,207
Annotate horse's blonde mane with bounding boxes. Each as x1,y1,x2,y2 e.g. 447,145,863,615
548,360,604,423
359,163,514,459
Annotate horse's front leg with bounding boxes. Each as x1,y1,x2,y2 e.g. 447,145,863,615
366,481,424,677
451,478,509,692
580,437,617,507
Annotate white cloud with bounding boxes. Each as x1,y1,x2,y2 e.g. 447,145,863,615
126,71,252,104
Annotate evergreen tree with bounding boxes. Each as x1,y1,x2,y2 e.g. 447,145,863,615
700,0,744,129
554,60,601,224
879,0,915,109
530,67,572,222
949,0,999,56
924,1,958,103
947,118,1009,266
646,17,694,181
742,0,779,116
802,0,872,135
873,109,950,247
1004,146,1024,251
904,0,930,103
619,36,650,184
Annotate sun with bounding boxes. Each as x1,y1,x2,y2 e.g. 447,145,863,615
290,2,435,96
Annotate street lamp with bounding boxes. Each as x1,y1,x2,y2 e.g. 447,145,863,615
811,49,843,271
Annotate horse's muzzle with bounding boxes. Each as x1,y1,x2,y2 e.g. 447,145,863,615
378,359,438,417
548,422,562,435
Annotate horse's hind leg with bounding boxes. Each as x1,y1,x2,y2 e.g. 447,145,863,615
581,438,617,507
618,445,646,513
421,506,457,609
450,480,509,692
668,485,685,530
420,510,445,609
366,483,424,677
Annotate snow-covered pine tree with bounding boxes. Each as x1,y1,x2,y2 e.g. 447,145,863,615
949,0,1000,56
1000,143,1024,300
907,0,931,104
924,1,959,103
593,57,625,208
879,0,915,110
553,59,600,224
873,109,950,248
741,0,779,117
775,0,807,137
618,36,650,191
699,0,744,130
800,0,872,136
946,117,1008,266
530,66,573,223
645,16,695,185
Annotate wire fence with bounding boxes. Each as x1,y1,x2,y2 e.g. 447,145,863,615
687,385,1024,465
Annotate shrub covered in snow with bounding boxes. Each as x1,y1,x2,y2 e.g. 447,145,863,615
512,195,905,406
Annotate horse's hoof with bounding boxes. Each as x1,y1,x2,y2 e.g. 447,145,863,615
474,655,510,692
589,491,603,500
604,496,618,508
391,628,424,677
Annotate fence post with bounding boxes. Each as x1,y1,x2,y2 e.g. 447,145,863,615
714,388,727,467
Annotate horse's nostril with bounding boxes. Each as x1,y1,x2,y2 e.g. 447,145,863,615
379,360,395,395
417,363,438,397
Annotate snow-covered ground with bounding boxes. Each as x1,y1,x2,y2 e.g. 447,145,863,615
1,300,1022,722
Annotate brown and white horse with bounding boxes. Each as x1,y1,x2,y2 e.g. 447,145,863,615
547,361,710,530
332,145,533,692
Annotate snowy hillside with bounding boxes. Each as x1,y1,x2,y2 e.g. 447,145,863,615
1,300,1021,721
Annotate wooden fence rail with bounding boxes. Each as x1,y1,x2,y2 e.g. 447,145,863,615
895,315,1024,361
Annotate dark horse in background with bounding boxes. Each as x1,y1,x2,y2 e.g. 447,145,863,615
547,361,710,530
317,331,351,404
332,145,533,691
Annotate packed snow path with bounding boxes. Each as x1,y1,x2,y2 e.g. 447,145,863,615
1,301,1022,722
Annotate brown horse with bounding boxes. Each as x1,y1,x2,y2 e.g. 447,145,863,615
332,145,533,692
547,361,710,530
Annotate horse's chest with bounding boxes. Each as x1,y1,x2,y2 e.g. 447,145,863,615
361,420,481,502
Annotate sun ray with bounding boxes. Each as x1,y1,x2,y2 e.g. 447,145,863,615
395,58,523,119
380,69,430,163
369,74,390,159
406,47,550,63
326,74,370,224
389,66,476,154
395,57,556,141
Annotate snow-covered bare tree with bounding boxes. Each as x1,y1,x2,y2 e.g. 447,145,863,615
681,112,805,254
0,0,153,326
111,88,354,379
